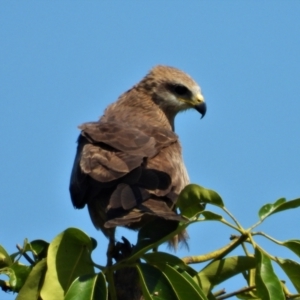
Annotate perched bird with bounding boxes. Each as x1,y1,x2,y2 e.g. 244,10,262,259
69,65,206,251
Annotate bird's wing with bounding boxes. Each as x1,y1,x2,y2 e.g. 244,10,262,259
69,121,178,210
104,198,183,228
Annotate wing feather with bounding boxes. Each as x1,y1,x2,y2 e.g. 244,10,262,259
70,117,185,242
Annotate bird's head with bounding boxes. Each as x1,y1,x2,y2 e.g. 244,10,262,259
139,65,206,119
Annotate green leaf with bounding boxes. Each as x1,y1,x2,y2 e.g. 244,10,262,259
158,264,208,299
176,185,205,218
40,228,95,300
30,240,49,260
10,251,20,262
258,197,300,220
197,256,256,294
90,237,98,251
10,262,32,292
143,252,197,276
200,211,223,221
136,263,178,299
276,258,300,293
177,185,223,219
136,264,152,300
0,245,12,267
255,248,285,300
282,240,300,258
64,272,107,300
16,259,47,300
0,267,17,290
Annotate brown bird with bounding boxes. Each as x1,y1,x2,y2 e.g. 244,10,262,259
69,65,206,252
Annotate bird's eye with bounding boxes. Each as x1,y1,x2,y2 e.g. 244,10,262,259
173,84,189,96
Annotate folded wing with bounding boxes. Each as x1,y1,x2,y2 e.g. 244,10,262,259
69,120,181,235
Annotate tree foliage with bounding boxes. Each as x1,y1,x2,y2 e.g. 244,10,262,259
1,184,300,299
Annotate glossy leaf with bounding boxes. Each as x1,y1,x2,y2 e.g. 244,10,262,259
143,252,197,276
158,264,207,299
276,258,300,293
255,248,284,300
177,185,223,219
258,197,300,220
65,272,107,300
40,228,95,300
136,264,152,300
197,256,256,294
0,245,12,267
16,259,47,300
282,240,300,258
137,263,177,299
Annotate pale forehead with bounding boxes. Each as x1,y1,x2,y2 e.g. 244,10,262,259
149,65,200,92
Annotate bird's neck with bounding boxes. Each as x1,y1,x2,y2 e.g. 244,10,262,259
104,89,177,131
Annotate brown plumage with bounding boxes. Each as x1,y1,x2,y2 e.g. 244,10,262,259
69,65,206,249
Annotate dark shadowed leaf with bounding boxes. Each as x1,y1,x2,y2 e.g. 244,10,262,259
258,198,300,220
65,272,107,300
177,185,223,219
197,256,256,294
276,258,300,293
40,228,95,300
282,240,300,258
136,265,152,300
255,248,284,300
0,245,12,267
90,237,98,250
136,263,177,300
30,240,49,260
130,219,187,261
16,259,47,300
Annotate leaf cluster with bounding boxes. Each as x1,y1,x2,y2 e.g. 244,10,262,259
1,185,300,299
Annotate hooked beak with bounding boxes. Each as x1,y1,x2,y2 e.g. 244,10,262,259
194,94,206,118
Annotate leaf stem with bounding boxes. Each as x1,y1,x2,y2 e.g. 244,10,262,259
92,262,105,271
215,285,256,299
241,241,250,257
182,234,248,264
222,207,244,231
252,231,283,245
247,219,263,231
218,218,242,233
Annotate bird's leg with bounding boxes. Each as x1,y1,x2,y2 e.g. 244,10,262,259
106,235,115,266
106,228,116,267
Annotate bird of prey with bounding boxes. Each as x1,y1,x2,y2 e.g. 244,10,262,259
70,65,206,251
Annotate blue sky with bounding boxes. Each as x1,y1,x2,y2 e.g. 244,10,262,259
1,1,300,298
